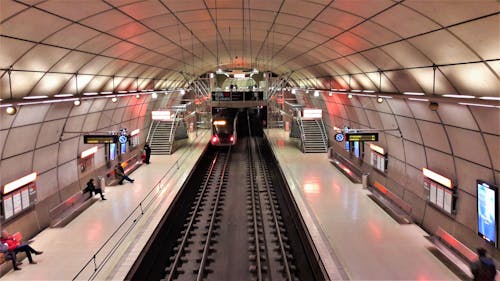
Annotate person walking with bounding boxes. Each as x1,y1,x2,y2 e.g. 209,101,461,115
84,178,106,200
470,247,497,281
144,143,151,164
115,163,134,184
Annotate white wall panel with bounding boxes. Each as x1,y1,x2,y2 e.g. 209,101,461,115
417,120,451,153
88,98,107,113
425,148,455,182
112,107,126,123
69,100,92,117
387,156,406,186
33,144,59,174
385,134,405,161
82,112,101,132
15,45,69,72
0,37,34,69
405,165,425,199
446,126,490,167
403,140,426,169
44,102,73,121
35,168,58,202
438,103,479,130
98,110,113,130
386,98,412,117
484,134,500,172
94,145,106,169
396,116,422,144
62,116,85,140
455,158,493,195
454,190,476,231
57,137,79,164
36,119,65,148
57,160,78,190
12,105,50,127
470,107,500,135
407,101,440,123
0,152,33,187
3,124,40,158
0,130,8,159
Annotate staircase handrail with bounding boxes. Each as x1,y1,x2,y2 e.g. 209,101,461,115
317,118,328,150
146,120,161,144
294,108,306,152
168,110,180,143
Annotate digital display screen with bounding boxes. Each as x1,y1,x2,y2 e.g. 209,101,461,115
121,143,126,154
477,180,498,246
345,141,350,151
84,135,118,144
346,132,378,142
110,143,116,161
354,141,360,158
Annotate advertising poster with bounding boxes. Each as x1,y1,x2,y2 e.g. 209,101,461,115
436,187,444,208
21,188,30,210
12,192,22,214
444,190,452,214
477,181,497,245
430,184,437,204
3,195,14,219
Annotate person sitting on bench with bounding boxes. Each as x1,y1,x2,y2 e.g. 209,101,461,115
0,242,22,270
84,178,106,200
114,163,134,185
1,231,43,268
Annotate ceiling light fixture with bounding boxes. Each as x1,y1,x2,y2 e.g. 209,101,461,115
442,94,475,99
135,94,140,99
408,98,429,102
478,96,500,101
73,99,81,106
347,94,353,99
22,95,48,99
377,97,384,103
54,94,74,98
111,97,118,103
83,92,98,96
403,92,425,96
6,106,17,115
151,92,158,99
458,102,500,108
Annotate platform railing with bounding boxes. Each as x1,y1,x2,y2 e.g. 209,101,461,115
73,130,209,281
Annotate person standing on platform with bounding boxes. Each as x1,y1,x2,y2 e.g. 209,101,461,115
144,143,151,164
115,162,134,184
470,247,497,281
84,178,106,200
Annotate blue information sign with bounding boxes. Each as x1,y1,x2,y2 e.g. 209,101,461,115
118,135,128,144
335,133,344,142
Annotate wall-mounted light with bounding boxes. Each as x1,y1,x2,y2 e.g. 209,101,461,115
328,92,333,97
6,106,17,115
314,90,319,97
111,97,118,103
73,99,81,106
347,94,353,99
376,97,384,103
151,92,158,99
180,89,186,95
135,94,140,99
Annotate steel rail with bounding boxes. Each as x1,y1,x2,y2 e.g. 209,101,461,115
196,147,232,281
165,150,222,281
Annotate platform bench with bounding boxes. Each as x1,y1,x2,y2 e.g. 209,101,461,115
0,232,26,276
49,191,98,228
105,155,142,186
328,150,362,183
430,227,478,279
367,181,412,224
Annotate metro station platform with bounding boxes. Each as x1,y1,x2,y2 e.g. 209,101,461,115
1,130,211,281
264,128,459,280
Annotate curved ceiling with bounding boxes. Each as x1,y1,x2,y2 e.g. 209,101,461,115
0,0,499,100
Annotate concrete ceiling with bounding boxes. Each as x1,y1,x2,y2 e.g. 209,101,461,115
0,0,499,99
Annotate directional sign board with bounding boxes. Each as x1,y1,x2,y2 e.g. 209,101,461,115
84,135,118,144
335,133,345,142
345,132,379,142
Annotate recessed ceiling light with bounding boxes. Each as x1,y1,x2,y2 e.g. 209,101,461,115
408,98,429,102
403,92,425,96
459,102,499,108
100,91,113,95
23,95,48,99
442,94,475,99
54,94,74,98
351,89,361,92
478,96,500,101
363,90,375,93
83,92,98,96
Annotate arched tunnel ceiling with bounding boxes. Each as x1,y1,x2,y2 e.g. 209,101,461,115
0,0,499,99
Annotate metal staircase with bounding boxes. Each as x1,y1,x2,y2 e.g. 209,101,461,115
298,117,328,153
146,111,180,155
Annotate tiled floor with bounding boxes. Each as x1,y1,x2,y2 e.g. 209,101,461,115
2,130,210,281
265,128,459,280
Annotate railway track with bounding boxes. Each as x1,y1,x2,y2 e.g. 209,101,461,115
130,110,326,281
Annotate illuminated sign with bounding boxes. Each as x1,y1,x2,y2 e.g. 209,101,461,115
130,129,140,136
346,133,378,142
213,120,226,125
423,168,452,189
81,146,98,158
3,172,37,195
302,109,322,119
84,135,118,144
477,180,498,246
152,110,172,121
118,135,128,144
369,144,385,155
233,73,245,79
